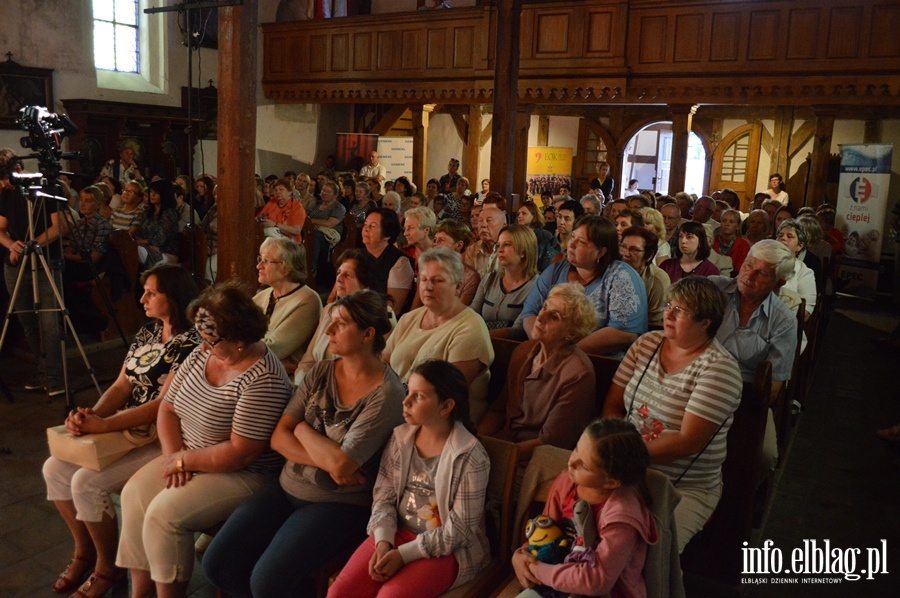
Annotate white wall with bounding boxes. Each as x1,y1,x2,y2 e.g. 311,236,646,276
426,113,465,181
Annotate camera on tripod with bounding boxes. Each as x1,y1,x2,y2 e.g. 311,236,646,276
16,106,79,178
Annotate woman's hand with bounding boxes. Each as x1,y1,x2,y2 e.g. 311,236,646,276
372,547,404,581
512,548,540,588
165,471,192,488
368,540,392,581
64,408,107,435
330,470,366,487
161,451,193,487
260,218,275,228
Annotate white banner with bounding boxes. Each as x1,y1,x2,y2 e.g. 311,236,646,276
835,144,893,298
377,137,414,186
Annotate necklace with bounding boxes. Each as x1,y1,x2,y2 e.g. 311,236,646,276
266,284,302,318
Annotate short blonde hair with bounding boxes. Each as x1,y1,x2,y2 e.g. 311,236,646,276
640,207,666,242
546,283,599,340
404,206,437,235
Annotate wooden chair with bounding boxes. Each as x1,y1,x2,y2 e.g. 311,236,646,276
91,231,144,341
680,360,772,590
330,211,358,268
301,218,318,287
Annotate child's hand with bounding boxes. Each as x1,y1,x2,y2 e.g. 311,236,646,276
512,548,540,588
368,540,392,580
372,548,404,580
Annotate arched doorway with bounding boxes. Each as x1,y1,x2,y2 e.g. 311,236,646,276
621,122,706,196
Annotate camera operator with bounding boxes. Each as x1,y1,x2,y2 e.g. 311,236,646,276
0,148,65,396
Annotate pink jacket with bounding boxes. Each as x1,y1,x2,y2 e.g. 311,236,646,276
529,473,658,598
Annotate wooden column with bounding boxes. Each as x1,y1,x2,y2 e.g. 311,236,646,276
805,107,837,208
537,115,550,146
512,105,534,207
667,105,695,196
489,0,522,198
216,4,258,285
464,104,482,187
770,106,793,178
411,105,433,189
864,119,882,144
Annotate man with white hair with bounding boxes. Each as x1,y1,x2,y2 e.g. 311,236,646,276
710,239,798,471
579,194,602,216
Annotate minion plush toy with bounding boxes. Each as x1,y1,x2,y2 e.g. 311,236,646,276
525,515,570,564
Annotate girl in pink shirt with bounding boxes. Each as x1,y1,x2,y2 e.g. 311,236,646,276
512,419,658,598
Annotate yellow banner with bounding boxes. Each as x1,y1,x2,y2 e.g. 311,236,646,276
526,147,573,204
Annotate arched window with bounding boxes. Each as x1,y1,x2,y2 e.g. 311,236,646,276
712,123,761,210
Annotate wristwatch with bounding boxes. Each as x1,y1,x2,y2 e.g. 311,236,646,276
176,451,187,473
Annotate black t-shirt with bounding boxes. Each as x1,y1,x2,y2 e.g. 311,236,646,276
0,186,61,265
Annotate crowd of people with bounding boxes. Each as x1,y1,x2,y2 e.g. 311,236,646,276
0,145,838,597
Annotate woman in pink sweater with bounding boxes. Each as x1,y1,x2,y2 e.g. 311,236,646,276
512,419,658,598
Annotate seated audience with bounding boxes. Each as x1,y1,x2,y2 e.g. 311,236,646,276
580,194,603,216
743,209,770,246
402,206,437,275
640,207,672,264
709,240,798,471
134,179,180,266
253,237,322,373
515,215,648,357
257,177,307,243
479,283,598,460
109,181,144,232
602,277,742,552
350,181,375,228
660,221,720,283
775,220,818,316
328,360,490,597
63,185,113,280
43,265,199,597
383,247,494,422
620,226,670,326
773,204,796,233
517,201,560,271
554,199,584,256
471,224,538,330
511,419,658,598
307,181,346,274
713,209,750,274
614,208,644,241
202,290,403,597
173,184,199,232
432,219,481,307
116,282,292,598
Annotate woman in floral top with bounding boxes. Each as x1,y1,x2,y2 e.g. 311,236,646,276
42,264,201,597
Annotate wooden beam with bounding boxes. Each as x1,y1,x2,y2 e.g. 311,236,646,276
667,105,695,196
489,0,522,198
216,2,258,286
480,119,492,148
513,105,534,204
370,105,411,136
864,119,882,143
805,108,837,208
788,120,816,159
758,120,773,158
770,107,793,178
411,105,434,190
537,115,549,146
465,105,482,186
450,113,468,144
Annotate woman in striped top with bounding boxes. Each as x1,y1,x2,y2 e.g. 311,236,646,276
116,282,292,598
602,277,742,553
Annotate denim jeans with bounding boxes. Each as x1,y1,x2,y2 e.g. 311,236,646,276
4,261,63,387
202,481,370,598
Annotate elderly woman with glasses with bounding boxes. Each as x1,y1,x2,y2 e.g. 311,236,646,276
618,226,670,326
253,237,322,374
602,277,742,553
116,281,292,598
383,247,494,421
775,220,819,316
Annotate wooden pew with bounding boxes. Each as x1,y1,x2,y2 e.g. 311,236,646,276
680,360,773,590
91,230,144,341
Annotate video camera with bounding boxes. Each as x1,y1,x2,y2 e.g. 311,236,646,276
16,106,80,178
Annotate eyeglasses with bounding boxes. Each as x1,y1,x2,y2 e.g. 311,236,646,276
257,256,283,266
663,302,694,319
618,243,646,255
201,336,224,348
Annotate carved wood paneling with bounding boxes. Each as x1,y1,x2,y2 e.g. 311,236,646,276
262,1,900,106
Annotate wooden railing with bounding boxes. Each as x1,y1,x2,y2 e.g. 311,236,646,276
262,0,900,105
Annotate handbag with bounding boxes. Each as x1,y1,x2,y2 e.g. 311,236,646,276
47,423,158,472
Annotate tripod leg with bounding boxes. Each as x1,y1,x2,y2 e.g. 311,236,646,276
0,260,45,387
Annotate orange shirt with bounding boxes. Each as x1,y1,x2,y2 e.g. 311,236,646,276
259,198,307,242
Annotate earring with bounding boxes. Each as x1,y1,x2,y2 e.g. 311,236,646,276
238,345,244,352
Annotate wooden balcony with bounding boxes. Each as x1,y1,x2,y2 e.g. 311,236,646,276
262,0,900,106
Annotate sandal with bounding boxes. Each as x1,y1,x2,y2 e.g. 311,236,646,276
52,555,95,594
876,424,900,442
71,569,126,598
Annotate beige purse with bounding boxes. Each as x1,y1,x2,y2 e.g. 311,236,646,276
47,424,158,471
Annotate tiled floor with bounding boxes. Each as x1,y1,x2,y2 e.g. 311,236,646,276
0,296,898,597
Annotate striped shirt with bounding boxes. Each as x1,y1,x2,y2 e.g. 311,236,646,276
164,346,292,474
109,206,144,231
614,331,742,489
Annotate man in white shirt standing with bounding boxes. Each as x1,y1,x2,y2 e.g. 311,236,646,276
360,151,386,194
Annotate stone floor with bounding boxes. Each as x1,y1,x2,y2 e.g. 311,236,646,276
0,295,898,597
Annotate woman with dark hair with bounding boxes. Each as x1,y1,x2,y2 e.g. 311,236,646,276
43,265,200,597
361,207,415,314
517,202,560,271
603,277,742,552
659,221,720,283
328,360,490,597
432,219,480,306
515,215,648,356
135,179,180,266
202,290,404,597
307,180,347,275
254,237,322,373
350,181,375,228
773,204,797,235
394,176,414,199
295,249,394,386
193,175,215,219
117,281,292,598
